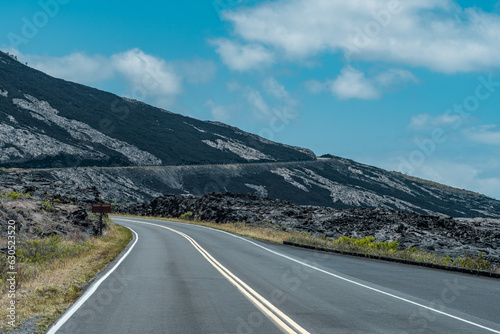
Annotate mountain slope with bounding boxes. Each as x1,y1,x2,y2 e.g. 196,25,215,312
1,50,499,218
0,51,315,168
3,157,499,218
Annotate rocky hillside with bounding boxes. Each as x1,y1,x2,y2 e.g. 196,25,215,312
1,50,499,218
3,157,499,218
123,192,500,265
0,185,99,241
0,51,315,168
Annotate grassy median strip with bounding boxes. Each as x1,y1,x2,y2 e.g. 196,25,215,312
0,220,132,333
116,213,499,273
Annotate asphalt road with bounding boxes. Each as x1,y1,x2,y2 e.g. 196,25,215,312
48,217,500,334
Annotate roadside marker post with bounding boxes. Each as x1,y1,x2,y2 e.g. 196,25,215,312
91,203,111,235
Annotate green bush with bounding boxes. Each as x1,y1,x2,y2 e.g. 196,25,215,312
288,232,494,271
180,211,193,220
0,191,32,201
375,240,400,252
336,236,399,252
42,199,54,212
451,254,491,271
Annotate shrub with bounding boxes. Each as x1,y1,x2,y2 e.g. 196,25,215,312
451,254,491,271
180,211,193,220
335,236,399,253
0,191,32,201
42,199,54,212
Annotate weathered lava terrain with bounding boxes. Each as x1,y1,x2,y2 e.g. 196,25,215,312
2,50,500,218
123,192,500,265
3,169,499,265
0,172,100,240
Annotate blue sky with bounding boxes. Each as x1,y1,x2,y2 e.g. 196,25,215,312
2,0,500,199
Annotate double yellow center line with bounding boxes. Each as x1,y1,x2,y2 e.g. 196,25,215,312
124,219,310,334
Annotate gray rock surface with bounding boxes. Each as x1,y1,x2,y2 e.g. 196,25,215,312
2,49,500,219
0,174,100,240
123,192,500,265
0,50,315,169
3,157,499,218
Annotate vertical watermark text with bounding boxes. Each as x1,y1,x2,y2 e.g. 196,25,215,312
6,220,17,327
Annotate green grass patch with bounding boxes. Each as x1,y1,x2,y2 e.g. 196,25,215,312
0,191,32,201
16,235,93,264
0,220,133,332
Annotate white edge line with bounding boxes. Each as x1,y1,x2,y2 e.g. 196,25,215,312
46,227,139,334
203,225,500,334
116,218,303,333
119,217,500,334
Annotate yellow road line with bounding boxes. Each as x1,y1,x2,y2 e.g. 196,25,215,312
119,219,310,334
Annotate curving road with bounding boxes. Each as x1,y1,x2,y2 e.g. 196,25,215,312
47,217,500,334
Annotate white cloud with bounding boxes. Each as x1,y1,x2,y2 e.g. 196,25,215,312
210,38,274,71
304,80,326,94
408,112,465,130
12,52,114,84
262,77,298,119
221,0,500,73
205,99,231,122
244,88,271,118
465,125,500,146
409,113,431,129
204,78,297,124
391,157,500,200
176,59,217,84
417,161,500,200
326,66,416,100
111,48,182,98
475,177,500,200
418,162,479,188
330,66,380,100
9,48,215,109
435,114,463,127
263,77,289,99
374,69,418,86
226,80,242,91
235,78,298,124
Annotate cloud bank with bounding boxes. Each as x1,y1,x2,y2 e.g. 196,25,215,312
306,67,417,100
217,0,500,73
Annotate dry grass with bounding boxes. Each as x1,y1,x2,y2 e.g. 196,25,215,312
0,222,132,332
115,213,498,273
117,213,292,243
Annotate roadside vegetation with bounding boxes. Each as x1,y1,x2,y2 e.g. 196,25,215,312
117,213,498,273
0,217,132,332
0,191,32,201
286,233,494,271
